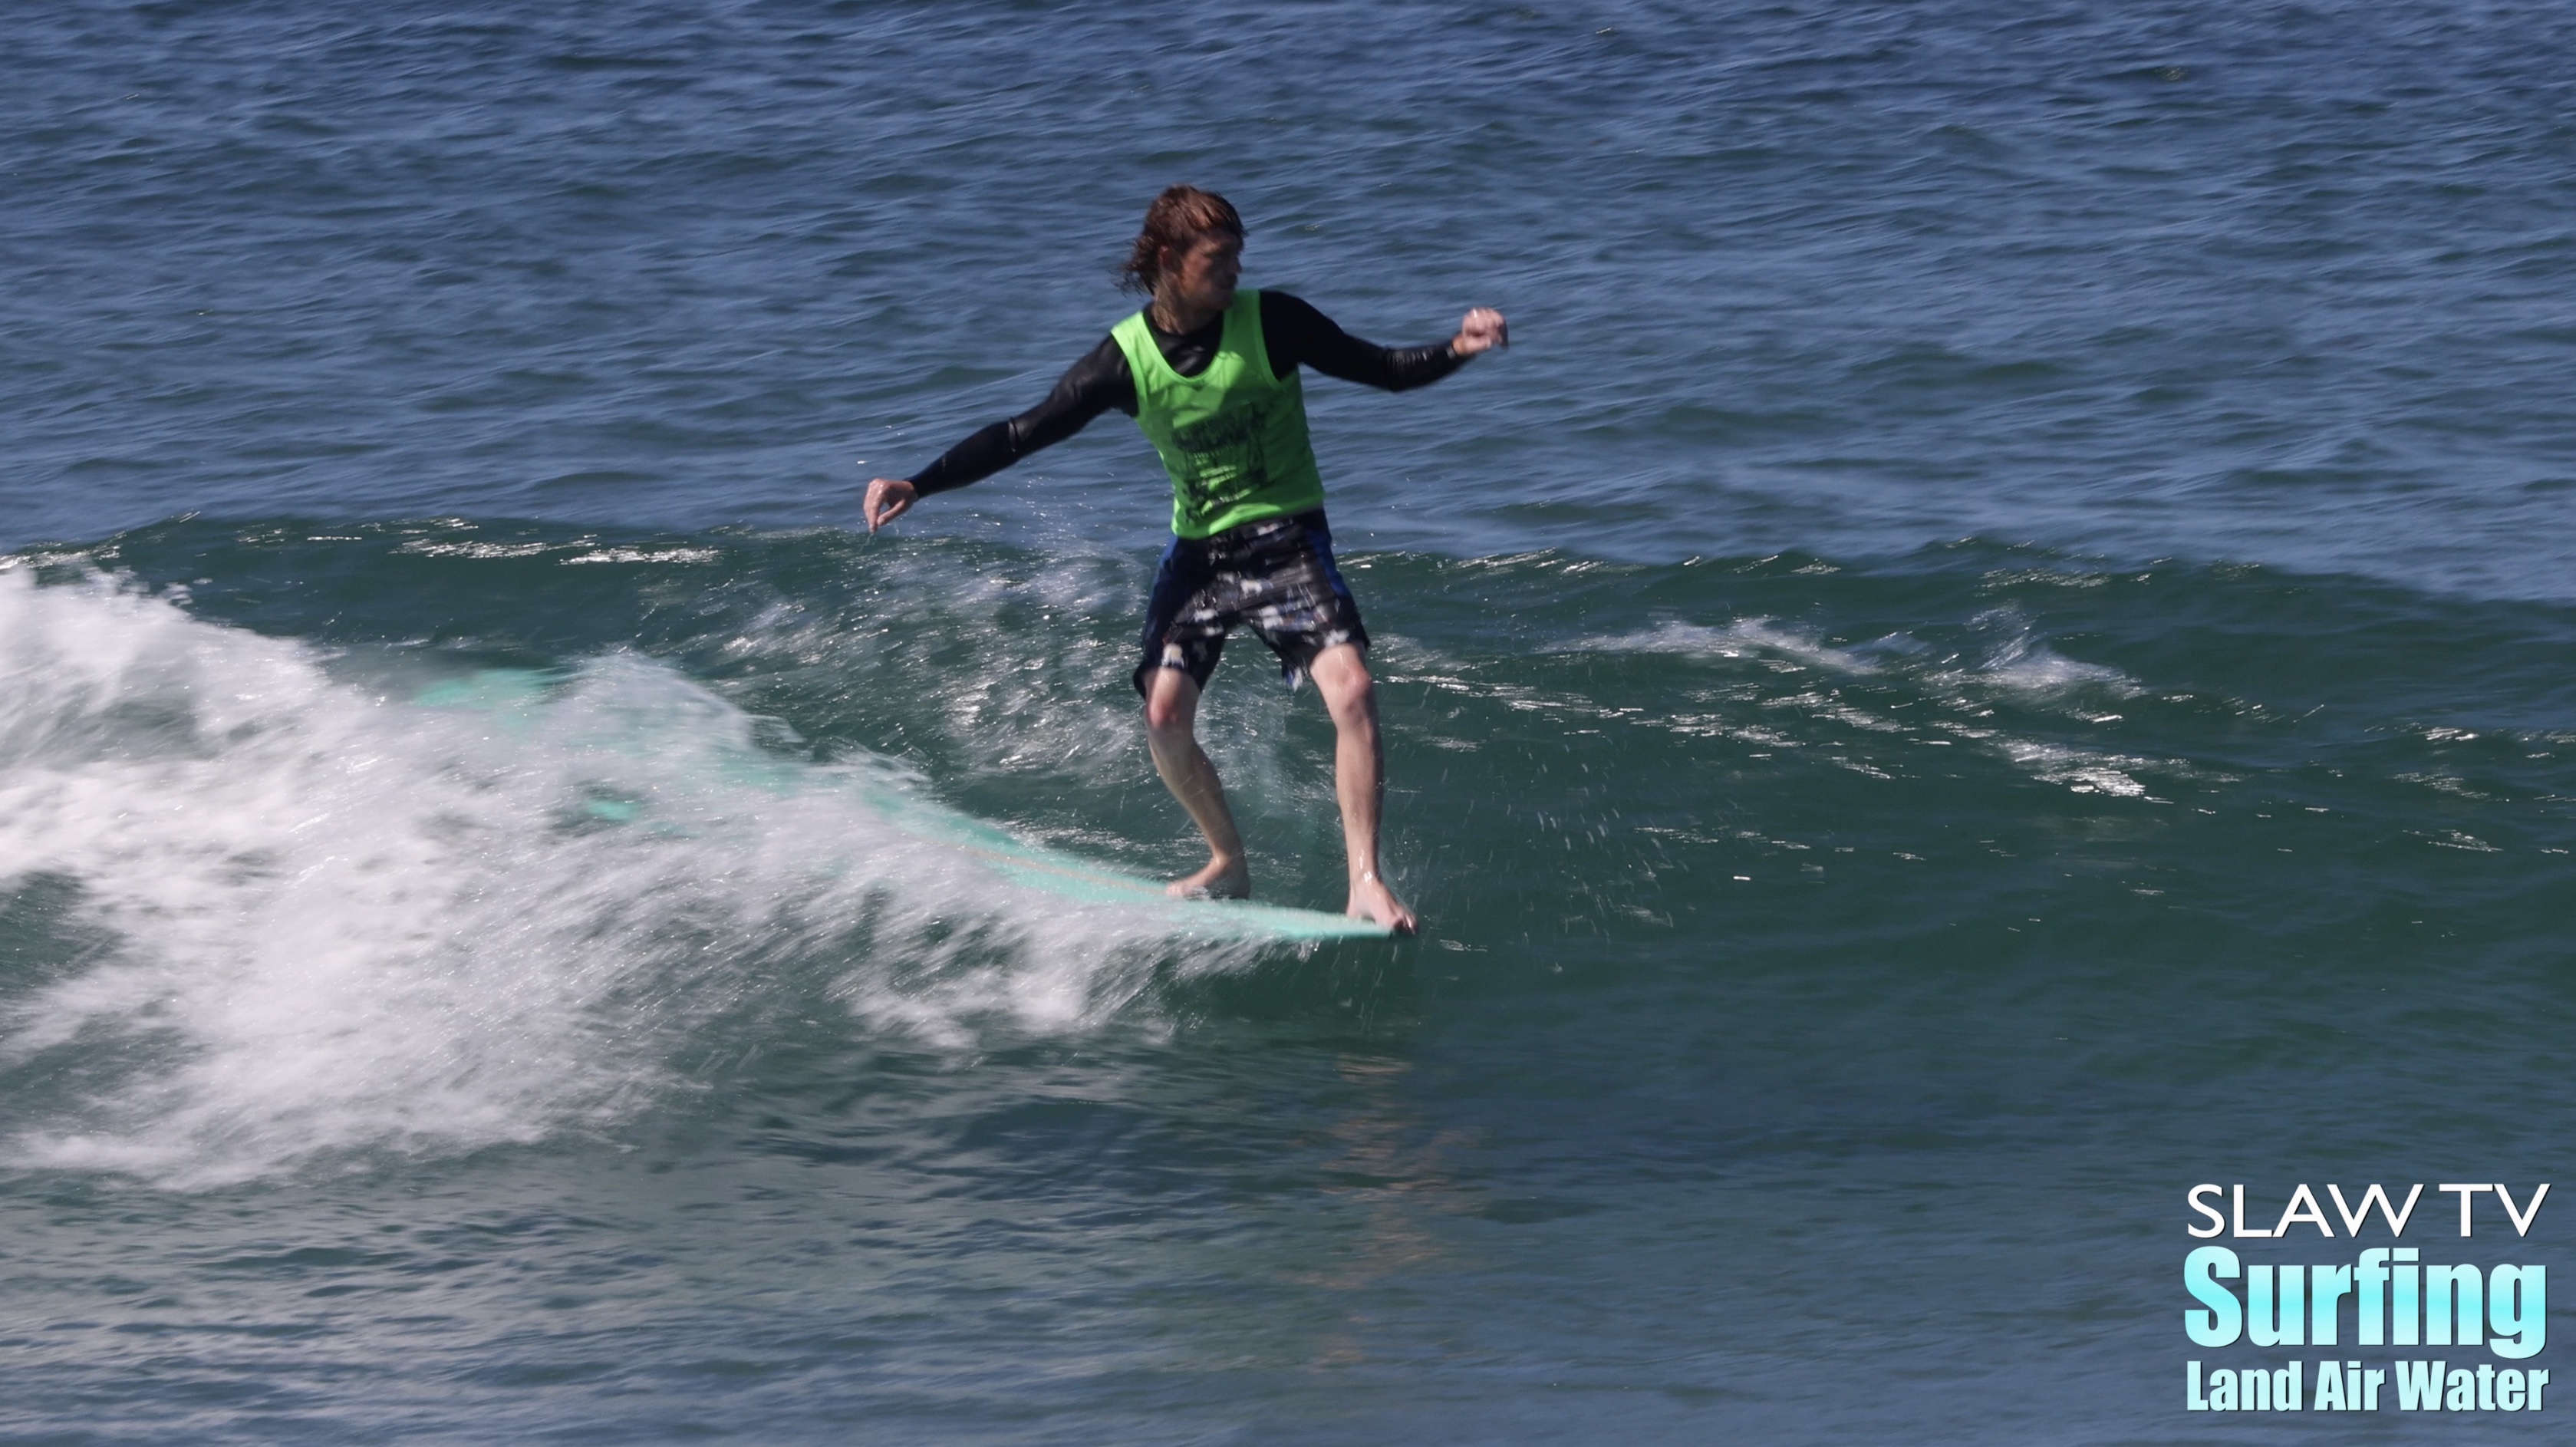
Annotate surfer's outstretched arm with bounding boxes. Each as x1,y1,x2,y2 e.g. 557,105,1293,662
862,341,1135,531
1256,291,1506,391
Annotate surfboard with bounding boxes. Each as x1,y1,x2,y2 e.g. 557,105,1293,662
858,785,1396,941
413,668,1395,943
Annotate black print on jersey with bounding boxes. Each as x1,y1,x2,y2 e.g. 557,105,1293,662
1171,401,1271,511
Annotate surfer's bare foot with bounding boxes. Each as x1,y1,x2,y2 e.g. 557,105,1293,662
1168,854,1250,900
1347,870,1416,934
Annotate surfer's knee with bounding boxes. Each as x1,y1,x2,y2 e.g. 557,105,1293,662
1311,648,1375,723
1142,668,1199,737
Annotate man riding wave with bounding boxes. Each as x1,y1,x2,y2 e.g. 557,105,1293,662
864,186,1508,933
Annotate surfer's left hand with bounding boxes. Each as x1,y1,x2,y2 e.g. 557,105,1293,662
1451,307,1508,358
863,476,917,532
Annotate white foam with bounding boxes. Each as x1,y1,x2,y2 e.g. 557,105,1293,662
1583,612,2136,705
1933,611,2139,698
561,546,720,565
1965,633,2137,697
1997,740,2154,797
394,538,562,559
1580,618,1881,675
0,572,1249,1188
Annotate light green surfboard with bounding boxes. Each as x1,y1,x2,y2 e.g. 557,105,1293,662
413,669,1395,944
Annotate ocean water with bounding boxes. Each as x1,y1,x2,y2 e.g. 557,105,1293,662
4,2,2571,1442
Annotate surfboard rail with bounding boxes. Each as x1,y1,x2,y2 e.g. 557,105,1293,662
412,668,1397,943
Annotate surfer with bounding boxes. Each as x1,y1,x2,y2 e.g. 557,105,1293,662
862,186,1507,933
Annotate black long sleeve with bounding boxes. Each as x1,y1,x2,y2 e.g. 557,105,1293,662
906,290,1467,496
911,335,1132,495
1258,290,1467,393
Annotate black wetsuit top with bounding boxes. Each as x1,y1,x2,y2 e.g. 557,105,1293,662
908,291,1465,496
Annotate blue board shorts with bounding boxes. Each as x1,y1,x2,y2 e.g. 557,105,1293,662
1133,509,1369,695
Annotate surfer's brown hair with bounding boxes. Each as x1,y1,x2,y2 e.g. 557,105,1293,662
1119,185,1245,294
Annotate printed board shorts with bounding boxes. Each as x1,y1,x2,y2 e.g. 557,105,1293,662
1132,509,1369,695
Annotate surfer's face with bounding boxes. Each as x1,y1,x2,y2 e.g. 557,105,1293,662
1161,229,1242,314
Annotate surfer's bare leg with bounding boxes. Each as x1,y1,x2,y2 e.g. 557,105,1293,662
1143,667,1251,898
1308,644,1416,934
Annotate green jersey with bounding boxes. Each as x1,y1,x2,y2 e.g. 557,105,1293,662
1112,289,1327,539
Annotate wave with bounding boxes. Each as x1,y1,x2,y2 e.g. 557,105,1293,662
6,523,2571,1187
0,570,1279,1188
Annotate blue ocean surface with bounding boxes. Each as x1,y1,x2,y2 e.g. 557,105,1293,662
3,2,2571,1442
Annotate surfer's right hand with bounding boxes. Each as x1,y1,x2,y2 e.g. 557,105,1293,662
863,476,917,532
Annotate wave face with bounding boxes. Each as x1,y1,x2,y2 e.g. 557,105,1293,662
6,520,2571,1439
0,559,1293,1189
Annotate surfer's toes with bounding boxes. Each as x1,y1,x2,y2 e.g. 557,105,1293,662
1349,880,1418,934
1166,859,1251,900
1352,906,1418,935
